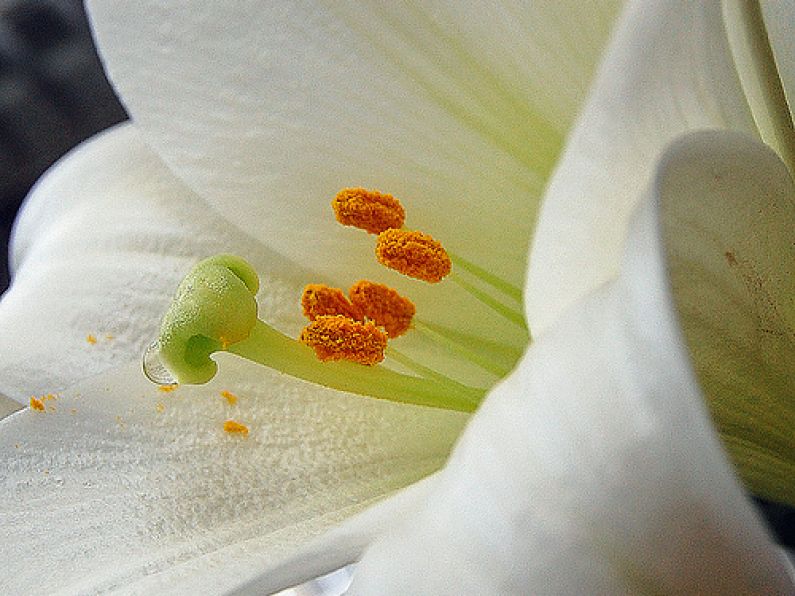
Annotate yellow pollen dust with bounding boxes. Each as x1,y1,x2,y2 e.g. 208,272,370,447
302,284,362,321
223,419,249,436
376,229,451,283
300,315,387,365
158,384,179,393
29,397,45,412
349,280,415,338
332,187,406,234
86,334,97,345
220,390,238,405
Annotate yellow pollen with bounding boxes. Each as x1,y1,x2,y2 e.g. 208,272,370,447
332,187,406,234
29,397,45,412
300,315,387,365
223,419,249,436
375,229,452,283
220,390,238,405
158,384,179,393
155,403,166,413
301,284,362,321
86,334,97,345
349,280,415,338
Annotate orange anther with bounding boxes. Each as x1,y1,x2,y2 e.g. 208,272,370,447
332,187,406,234
300,315,387,365
349,280,415,338
375,229,451,283
301,284,362,321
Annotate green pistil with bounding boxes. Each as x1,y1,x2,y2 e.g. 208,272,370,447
145,255,484,413
230,322,482,412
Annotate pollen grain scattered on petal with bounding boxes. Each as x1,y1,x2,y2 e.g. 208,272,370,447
86,334,98,345
349,280,415,338
29,397,45,412
223,419,249,436
376,229,452,283
332,187,405,234
220,390,238,405
300,315,387,365
301,284,362,321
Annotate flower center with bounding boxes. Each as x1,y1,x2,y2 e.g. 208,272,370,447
143,188,529,413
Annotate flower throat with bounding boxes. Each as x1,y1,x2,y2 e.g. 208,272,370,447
143,188,529,413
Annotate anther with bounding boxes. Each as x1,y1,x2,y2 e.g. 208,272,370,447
301,284,362,321
332,187,406,234
300,315,387,365
375,229,452,283
349,280,415,337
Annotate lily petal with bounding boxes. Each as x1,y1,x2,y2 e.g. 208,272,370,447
84,1,620,340
0,124,311,401
0,360,465,594
526,0,757,335
760,1,795,127
0,122,467,593
660,131,795,506
348,131,792,594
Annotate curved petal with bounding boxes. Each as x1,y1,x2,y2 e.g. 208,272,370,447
760,1,795,126
526,0,757,335
85,1,620,340
0,358,466,594
348,133,791,593
0,124,312,401
659,131,795,506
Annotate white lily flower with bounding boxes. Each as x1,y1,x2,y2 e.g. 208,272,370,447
0,2,792,595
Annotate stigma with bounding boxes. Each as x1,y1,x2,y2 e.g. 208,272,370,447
332,187,405,234
376,229,451,283
300,315,387,365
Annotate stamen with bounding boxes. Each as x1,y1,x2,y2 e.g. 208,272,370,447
349,280,415,337
376,229,452,283
300,315,387,366
301,284,362,321
332,187,405,234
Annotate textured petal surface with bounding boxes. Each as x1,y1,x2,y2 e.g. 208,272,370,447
0,359,465,594
86,0,620,342
0,124,310,401
349,132,792,594
526,0,757,335
659,131,795,505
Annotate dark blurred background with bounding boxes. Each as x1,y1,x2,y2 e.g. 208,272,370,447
0,0,126,293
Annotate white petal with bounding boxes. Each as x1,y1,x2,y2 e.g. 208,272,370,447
760,1,795,125
85,1,620,341
526,0,757,335
0,124,311,401
659,131,795,505
349,132,792,594
0,359,466,594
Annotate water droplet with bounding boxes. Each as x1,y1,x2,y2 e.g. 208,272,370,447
143,341,177,385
